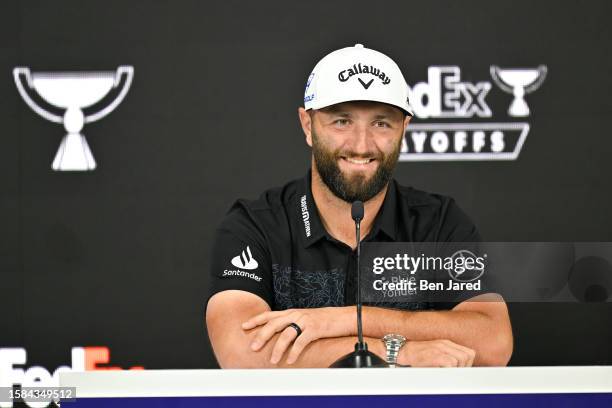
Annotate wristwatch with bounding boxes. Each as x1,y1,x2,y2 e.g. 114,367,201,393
382,334,407,366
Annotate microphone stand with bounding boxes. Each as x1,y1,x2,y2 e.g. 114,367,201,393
330,201,386,368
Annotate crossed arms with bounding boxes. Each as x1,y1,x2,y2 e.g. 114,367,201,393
206,290,513,368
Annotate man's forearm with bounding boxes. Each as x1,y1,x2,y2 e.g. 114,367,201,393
217,333,385,368
362,307,490,340
344,302,513,366
365,306,511,366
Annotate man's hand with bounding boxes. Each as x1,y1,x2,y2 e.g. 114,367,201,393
242,307,351,364
399,339,476,367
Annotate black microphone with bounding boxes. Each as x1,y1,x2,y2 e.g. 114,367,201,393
352,201,365,348
330,201,386,368
351,200,364,223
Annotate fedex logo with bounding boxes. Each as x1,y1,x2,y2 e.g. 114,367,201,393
407,66,492,119
400,64,546,161
0,346,143,408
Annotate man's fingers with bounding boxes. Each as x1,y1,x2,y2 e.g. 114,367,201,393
242,310,288,330
440,340,476,367
455,344,476,367
404,340,476,367
434,354,459,367
441,339,474,354
250,312,301,351
436,343,470,367
270,326,298,364
436,342,469,367
451,342,476,366
286,317,311,364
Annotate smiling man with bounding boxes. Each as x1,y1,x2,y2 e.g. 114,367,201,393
206,44,512,368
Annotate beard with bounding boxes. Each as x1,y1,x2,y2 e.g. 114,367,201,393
311,128,401,203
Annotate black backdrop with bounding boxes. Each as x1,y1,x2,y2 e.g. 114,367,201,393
1,0,611,373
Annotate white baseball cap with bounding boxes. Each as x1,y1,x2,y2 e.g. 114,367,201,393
303,43,414,116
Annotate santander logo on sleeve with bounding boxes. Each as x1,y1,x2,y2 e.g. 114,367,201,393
231,246,259,270
222,246,262,282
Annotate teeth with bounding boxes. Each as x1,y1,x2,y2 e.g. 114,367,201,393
346,158,371,164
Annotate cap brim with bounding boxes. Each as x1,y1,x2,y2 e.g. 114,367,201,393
308,97,414,117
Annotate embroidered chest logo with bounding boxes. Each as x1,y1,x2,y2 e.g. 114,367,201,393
300,195,311,238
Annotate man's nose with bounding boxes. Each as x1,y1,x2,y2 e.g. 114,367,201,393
348,123,373,156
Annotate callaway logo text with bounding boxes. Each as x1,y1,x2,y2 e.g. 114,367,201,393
338,63,391,87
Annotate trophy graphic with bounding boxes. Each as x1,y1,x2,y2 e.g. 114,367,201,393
490,65,547,117
13,66,134,171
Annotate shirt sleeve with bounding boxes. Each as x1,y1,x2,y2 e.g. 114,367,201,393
206,203,274,309
430,198,488,310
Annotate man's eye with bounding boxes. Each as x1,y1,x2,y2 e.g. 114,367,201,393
374,121,390,128
334,119,350,126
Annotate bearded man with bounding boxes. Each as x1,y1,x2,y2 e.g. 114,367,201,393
205,44,512,368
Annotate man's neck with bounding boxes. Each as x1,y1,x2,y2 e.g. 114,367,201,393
310,165,388,250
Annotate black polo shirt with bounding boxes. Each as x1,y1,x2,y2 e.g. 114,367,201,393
207,170,482,311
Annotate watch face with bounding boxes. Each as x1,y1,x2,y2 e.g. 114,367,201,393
383,334,406,345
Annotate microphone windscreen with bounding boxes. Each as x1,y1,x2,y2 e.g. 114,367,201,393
351,200,364,222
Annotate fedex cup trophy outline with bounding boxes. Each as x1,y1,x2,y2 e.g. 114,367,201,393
13,66,134,171
490,65,547,117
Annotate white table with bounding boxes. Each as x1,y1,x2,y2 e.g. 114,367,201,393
59,366,612,407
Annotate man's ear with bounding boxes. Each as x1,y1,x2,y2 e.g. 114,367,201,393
403,114,412,131
298,107,313,147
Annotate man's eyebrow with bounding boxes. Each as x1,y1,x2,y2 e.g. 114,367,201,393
319,108,399,119
322,110,351,117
